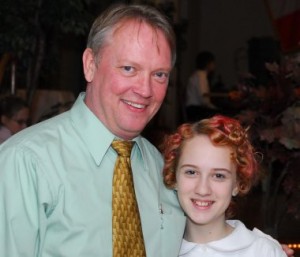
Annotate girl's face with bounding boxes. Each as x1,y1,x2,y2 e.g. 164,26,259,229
176,134,238,229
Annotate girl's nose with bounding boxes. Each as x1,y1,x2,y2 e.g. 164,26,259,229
194,176,212,196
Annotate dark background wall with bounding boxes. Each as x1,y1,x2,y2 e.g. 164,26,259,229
179,0,276,89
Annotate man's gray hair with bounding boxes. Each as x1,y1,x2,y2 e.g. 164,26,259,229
86,3,176,66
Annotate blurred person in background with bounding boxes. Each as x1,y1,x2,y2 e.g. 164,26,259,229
185,51,219,122
0,95,29,143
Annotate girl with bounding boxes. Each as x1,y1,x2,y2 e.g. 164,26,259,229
162,115,287,257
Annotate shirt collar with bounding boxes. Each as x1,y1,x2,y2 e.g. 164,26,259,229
208,220,256,252
70,93,149,170
179,220,256,255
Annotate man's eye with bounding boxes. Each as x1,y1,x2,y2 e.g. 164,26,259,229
155,71,168,78
122,66,134,72
120,66,136,76
154,71,169,83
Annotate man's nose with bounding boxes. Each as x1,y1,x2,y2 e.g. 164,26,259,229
134,74,152,98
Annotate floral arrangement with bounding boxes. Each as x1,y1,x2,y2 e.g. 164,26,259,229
236,54,300,237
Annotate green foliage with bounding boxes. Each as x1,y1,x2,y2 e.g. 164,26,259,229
0,0,96,59
0,0,106,101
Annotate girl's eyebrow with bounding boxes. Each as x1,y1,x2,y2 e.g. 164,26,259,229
179,164,198,169
179,165,232,174
214,168,232,174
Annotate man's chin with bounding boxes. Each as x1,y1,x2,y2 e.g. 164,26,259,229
117,115,154,138
117,126,146,140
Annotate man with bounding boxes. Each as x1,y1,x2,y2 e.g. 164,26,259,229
0,3,294,257
0,4,185,257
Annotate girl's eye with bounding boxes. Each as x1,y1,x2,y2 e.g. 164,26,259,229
184,169,197,176
213,173,226,180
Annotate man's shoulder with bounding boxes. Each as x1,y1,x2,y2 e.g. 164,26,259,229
138,136,163,158
1,111,72,151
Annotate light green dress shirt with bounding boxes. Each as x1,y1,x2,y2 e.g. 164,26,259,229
0,93,185,257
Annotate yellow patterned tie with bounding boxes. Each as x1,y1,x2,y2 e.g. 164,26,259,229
111,140,146,257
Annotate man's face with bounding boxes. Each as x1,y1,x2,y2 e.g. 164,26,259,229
83,20,172,140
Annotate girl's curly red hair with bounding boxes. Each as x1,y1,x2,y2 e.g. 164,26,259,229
161,115,259,218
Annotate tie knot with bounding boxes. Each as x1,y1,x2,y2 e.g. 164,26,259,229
111,140,135,157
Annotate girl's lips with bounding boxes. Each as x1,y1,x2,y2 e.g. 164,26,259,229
191,199,214,208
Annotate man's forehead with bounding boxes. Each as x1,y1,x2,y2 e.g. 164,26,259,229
113,19,153,36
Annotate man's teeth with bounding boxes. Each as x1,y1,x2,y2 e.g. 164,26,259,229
124,100,145,109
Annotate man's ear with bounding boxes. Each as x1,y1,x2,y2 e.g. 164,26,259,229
82,48,96,82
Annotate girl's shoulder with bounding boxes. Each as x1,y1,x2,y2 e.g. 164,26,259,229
250,227,287,256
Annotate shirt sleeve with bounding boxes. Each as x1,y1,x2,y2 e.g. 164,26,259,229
0,144,53,257
252,228,288,257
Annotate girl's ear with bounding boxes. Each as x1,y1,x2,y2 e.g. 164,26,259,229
232,187,239,197
82,48,97,82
